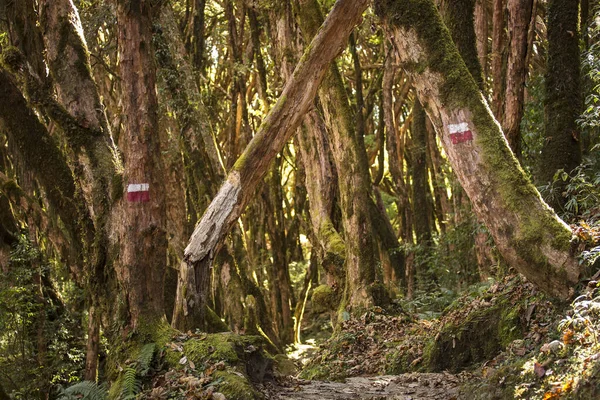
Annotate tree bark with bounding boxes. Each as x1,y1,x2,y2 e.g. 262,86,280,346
84,305,100,381
537,0,582,209
116,0,167,329
503,0,534,158
411,100,432,244
183,0,369,328
376,0,580,299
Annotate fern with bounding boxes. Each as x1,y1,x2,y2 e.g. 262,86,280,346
137,343,156,376
120,366,141,400
57,381,108,400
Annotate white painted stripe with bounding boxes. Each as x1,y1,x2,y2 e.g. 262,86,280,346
448,122,469,134
127,183,150,192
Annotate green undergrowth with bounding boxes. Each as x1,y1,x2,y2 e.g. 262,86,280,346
64,328,272,400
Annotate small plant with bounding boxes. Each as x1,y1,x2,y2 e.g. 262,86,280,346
57,381,108,400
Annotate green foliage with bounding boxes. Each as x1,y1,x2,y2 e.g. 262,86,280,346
137,343,157,376
0,234,86,399
538,148,600,222
520,73,545,175
120,367,141,400
57,381,108,400
578,4,600,146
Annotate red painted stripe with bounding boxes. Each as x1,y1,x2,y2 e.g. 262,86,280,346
450,130,473,144
127,190,150,202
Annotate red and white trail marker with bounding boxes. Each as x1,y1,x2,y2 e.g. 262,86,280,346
127,183,150,202
448,122,473,144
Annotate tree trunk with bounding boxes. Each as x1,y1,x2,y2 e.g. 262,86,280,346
269,0,345,289
295,0,379,312
440,0,484,89
537,0,582,209
116,0,167,330
503,0,534,158
376,0,580,299
491,0,506,119
183,0,369,328
475,0,489,82
0,69,85,272
84,305,100,381
412,100,432,244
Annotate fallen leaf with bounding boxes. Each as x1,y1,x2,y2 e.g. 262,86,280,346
534,362,546,378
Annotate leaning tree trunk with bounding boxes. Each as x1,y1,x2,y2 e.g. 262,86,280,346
375,0,580,299
183,0,369,329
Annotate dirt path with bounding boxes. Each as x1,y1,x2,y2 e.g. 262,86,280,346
259,373,463,399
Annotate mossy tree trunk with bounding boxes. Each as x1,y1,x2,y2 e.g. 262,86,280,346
376,0,580,299
295,0,379,313
116,0,168,329
537,0,582,210
474,0,489,82
440,0,496,278
0,68,86,274
440,0,484,89
38,2,121,377
183,0,369,329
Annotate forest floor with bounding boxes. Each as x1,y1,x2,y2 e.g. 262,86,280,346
258,269,600,400
138,271,600,399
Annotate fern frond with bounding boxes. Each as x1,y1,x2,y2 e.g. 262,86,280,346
120,366,141,400
137,342,156,376
57,380,108,400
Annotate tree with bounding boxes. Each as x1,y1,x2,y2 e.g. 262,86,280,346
115,0,168,331
538,0,582,210
503,0,534,157
375,0,580,299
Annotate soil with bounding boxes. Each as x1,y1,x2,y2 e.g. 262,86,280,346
259,373,464,399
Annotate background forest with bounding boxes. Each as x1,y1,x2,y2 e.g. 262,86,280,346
0,0,599,399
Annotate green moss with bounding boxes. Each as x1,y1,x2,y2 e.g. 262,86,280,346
299,362,336,381
311,284,339,313
184,333,240,365
213,369,260,400
1,46,25,72
423,300,523,372
111,173,124,203
273,354,297,376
